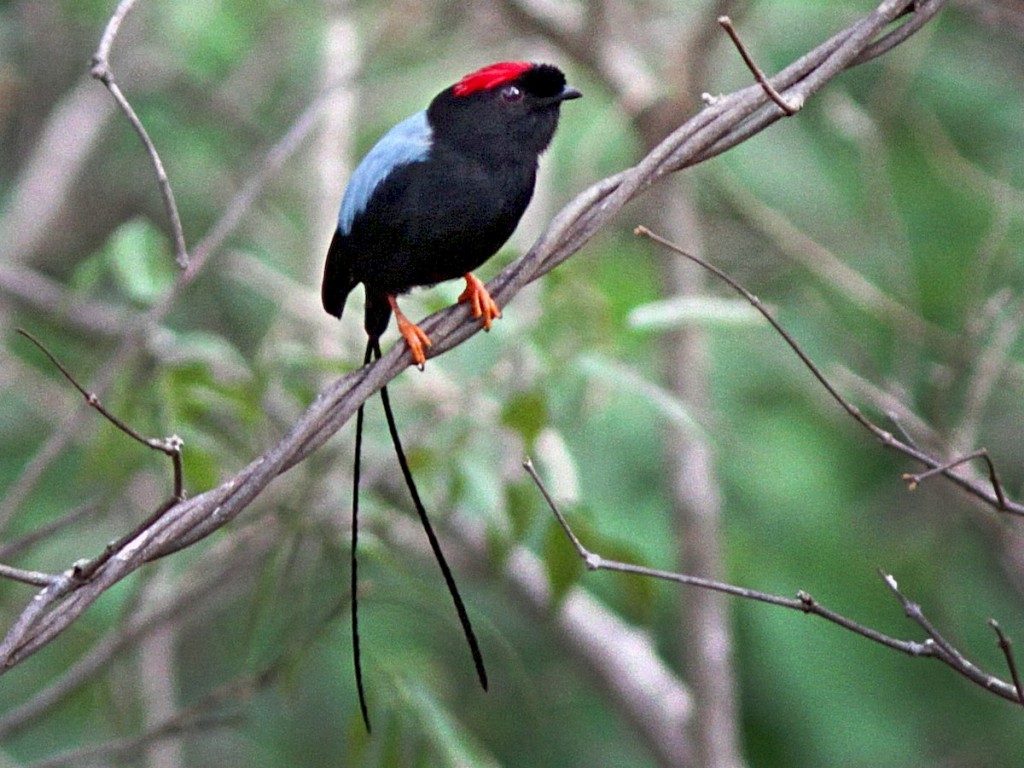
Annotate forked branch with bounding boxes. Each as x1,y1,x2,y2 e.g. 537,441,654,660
525,459,1024,705
635,227,1020,516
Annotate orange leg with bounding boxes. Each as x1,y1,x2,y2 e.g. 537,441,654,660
387,294,431,369
458,273,502,331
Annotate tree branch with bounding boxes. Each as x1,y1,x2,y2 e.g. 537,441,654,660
0,80,328,535
90,0,189,269
635,225,1019,516
527,458,1024,705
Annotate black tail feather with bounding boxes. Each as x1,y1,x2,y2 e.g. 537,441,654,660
371,338,488,692
363,288,393,341
351,340,373,733
350,337,488,734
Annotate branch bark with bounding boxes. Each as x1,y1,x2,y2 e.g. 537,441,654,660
528,458,1024,706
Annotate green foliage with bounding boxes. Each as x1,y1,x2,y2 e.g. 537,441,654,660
103,218,177,305
541,514,583,606
500,391,548,449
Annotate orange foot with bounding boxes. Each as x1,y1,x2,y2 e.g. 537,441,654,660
458,273,502,331
388,295,432,370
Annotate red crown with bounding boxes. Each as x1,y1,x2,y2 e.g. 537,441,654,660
453,61,533,97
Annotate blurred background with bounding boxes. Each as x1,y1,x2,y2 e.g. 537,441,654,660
2,0,1024,765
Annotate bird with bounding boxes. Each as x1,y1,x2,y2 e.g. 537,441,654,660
322,60,582,367
320,61,580,732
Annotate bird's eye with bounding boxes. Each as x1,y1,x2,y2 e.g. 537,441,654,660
501,85,523,103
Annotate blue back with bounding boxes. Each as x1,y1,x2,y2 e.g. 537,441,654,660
337,110,433,235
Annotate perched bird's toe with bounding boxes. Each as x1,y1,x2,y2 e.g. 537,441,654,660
399,321,432,369
459,273,502,331
388,294,432,369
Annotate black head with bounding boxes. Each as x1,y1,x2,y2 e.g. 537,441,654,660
428,62,581,161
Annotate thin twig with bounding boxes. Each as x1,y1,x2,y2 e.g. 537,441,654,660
718,16,801,115
886,412,922,452
523,458,600,568
902,449,1008,510
7,330,186,590
90,0,188,269
990,619,1024,706
880,570,963,663
634,227,882,434
635,226,1020,516
15,329,185,499
71,497,181,582
526,458,912,646
0,88,327,533
526,460,1024,705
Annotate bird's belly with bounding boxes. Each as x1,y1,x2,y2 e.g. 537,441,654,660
354,194,525,293
365,233,507,292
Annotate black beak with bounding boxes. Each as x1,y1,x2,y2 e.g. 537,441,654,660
538,85,582,108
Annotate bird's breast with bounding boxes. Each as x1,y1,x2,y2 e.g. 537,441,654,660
344,149,538,292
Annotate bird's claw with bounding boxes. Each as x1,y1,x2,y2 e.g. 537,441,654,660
397,317,431,370
388,294,432,369
459,273,502,331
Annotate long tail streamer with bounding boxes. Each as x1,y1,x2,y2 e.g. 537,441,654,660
350,339,488,733
351,341,373,731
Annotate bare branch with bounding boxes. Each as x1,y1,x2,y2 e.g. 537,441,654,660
527,460,1024,705
718,16,802,115
0,82,328,533
902,449,1008,510
15,329,184,499
878,572,1021,700
635,225,1021,517
90,0,189,269
181,91,330,283
634,228,898,432
990,619,1024,706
